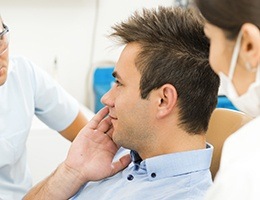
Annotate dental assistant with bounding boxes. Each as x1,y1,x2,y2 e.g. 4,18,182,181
0,18,88,199
195,0,260,199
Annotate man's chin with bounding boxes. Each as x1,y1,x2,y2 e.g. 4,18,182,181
0,77,7,86
0,67,8,86
112,134,122,148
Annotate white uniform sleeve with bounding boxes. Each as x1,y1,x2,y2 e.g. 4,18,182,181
27,57,79,131
205,163,260,200
205,118,260,200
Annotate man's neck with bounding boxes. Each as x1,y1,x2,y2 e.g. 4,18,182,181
137,130,206,160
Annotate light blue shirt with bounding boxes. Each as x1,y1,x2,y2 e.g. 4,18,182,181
0,56,79,200
72,145,213,200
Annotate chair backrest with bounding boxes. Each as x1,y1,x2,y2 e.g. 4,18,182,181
206,108,252,180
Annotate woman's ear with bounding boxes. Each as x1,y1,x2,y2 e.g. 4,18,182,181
241,23,260,70
156,84,178,119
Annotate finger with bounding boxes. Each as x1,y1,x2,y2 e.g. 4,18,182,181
97,116,112,133
106,126,114,139
110,154,131,175
87,107,109,130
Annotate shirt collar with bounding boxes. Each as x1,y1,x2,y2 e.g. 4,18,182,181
130,144,213,181
130,150,142,164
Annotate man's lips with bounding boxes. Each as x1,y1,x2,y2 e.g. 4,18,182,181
109,115,118,120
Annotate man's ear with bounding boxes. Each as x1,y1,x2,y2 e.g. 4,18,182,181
156,84,178,119
241,23,260,70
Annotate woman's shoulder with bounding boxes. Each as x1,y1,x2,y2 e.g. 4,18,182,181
220,116,260,166
10,55,35,70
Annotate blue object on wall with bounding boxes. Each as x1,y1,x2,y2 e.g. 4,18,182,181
217,95,238,110
93,67,115,113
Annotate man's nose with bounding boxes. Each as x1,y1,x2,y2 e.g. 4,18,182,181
101,88,113,107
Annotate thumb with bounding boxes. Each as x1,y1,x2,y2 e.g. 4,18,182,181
110,154,131,175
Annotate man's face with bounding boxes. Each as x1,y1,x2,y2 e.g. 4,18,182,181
101,42,155,152
0,18,9,86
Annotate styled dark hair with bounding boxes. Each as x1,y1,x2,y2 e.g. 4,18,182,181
110,6,220,134
195,0,260,39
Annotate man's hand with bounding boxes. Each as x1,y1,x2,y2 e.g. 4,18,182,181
23,107,131,199
64,106,131,183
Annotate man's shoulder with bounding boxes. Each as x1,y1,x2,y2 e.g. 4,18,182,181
10,55,31,63
9,55,36,73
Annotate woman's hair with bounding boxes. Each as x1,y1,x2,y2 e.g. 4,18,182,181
195,0,260,39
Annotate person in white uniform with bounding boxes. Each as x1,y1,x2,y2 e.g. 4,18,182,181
0,17,88,199
195,0,260,199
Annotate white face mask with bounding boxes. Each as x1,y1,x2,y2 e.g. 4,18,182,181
219,31,260,118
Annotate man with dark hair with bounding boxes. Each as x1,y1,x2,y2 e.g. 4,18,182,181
24,6,219,200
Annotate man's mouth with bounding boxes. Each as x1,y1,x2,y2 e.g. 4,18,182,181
109,115,118,120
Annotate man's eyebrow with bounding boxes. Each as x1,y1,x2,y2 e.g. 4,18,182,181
112,71,122,80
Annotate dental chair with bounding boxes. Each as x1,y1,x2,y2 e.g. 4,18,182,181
206,108,252,180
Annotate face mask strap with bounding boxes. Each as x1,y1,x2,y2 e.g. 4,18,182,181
228,31,243,80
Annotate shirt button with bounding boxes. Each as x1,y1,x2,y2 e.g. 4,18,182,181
134,165,139,171
151,173,156,178
127,174,134,181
